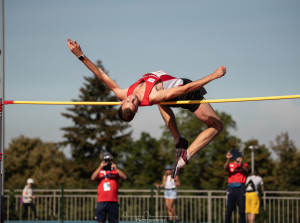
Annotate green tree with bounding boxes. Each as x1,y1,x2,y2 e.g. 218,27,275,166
60,60,132,184
5,135,72,189
270,132,300,190
159,110,241,189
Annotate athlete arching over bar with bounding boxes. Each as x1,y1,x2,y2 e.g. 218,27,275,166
67,39,226,177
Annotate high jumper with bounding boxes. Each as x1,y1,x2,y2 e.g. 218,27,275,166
67,38,226,177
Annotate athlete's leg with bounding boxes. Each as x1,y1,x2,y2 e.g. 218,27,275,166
187,102,223,157
172,102,223,177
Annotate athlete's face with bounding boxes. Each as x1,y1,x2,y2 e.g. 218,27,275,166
121,94,139,113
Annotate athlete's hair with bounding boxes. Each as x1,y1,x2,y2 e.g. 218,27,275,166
118,105,136,122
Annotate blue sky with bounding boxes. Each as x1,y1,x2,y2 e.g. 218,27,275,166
2,0,300,156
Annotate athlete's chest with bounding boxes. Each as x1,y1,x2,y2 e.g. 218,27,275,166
134,80,163,100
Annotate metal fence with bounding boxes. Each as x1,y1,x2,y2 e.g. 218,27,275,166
4,189,300,223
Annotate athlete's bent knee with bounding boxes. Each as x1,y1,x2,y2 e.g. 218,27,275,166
209,118,223,135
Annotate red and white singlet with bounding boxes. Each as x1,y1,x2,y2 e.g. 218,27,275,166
127,70,183,106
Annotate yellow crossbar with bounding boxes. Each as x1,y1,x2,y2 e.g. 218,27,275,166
160,95,300,105
12,101,121,105
4,95,300,105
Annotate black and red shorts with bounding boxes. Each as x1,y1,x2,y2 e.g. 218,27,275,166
166,78,207,112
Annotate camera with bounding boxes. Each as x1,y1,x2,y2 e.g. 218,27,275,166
102,161,112,171
102,153,113,171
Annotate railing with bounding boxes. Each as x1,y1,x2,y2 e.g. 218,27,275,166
4,189,300,222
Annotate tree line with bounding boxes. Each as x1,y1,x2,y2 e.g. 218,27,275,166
4,60,300,191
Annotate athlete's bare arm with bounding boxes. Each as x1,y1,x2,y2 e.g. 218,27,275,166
67,39,127,101
150,66,226,104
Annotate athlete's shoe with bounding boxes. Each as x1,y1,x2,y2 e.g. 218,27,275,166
171,148,189,178
171,138,189,178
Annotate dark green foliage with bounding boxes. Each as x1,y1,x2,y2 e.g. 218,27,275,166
270,132,300,190
4,135,72,189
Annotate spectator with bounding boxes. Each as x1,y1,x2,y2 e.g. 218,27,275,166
91,152,127,223
155,165,180,223
22,178,38,220
224,149,249,223
245,169,264,223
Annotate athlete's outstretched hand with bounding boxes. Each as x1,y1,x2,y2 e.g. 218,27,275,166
213,65,226,79
67,38,83,58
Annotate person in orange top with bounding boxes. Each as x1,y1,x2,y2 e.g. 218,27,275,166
91,152,127,223
224,149,249,223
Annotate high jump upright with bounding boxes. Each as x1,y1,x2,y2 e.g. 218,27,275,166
0,0,5,222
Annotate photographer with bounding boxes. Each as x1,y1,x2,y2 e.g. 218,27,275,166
224,149,249,223
91,152,127,223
